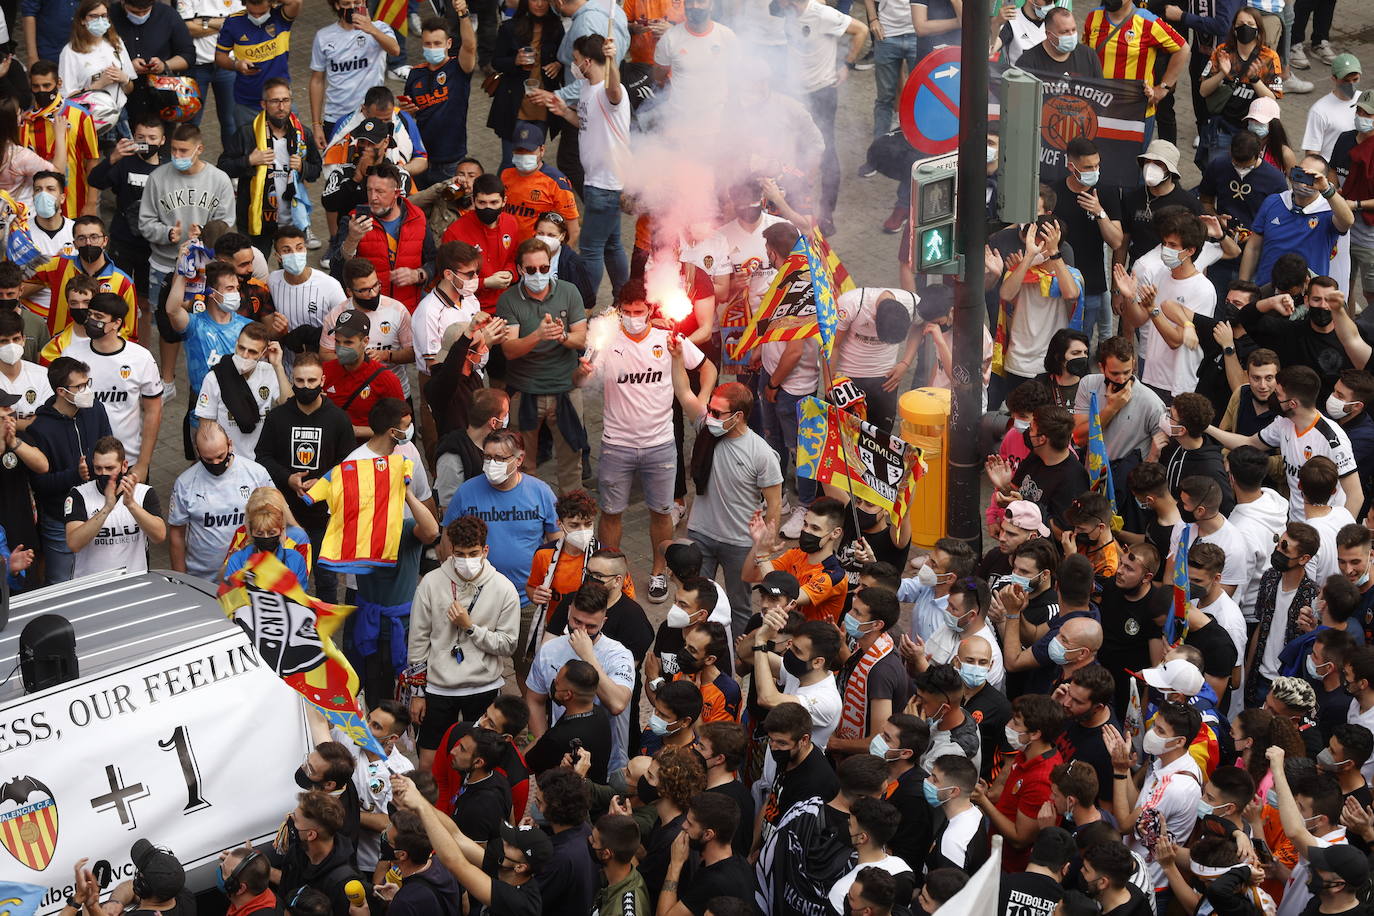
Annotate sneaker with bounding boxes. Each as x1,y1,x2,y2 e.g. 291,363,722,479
161,380,176,402
305,227,322,250
1312,39,1337,63
853,49,874,71
319,255,331,270
781,505,807,540
1285,73,1315,93
1291,41,1311,69
882,206,907,234
408,11,423,34
387,65,413,81
647,574,670,603
858,161,878,178
1192,136,1199,149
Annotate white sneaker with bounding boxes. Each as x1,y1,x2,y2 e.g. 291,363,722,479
408,12,423,34
1192,136,1199,149
305,227,323,250
1313,39,1337,63
319,255,331,270
1285,73,1315,93
387,66,412,81
781,505,807,540
1291,41,1311,69
161,380,176,402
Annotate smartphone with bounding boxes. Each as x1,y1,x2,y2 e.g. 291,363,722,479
355,204,373,219
1289,167,1315,186
133,142,150,153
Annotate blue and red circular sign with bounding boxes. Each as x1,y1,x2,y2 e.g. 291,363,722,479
898,46,961,155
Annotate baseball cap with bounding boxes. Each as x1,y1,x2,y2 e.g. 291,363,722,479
1003,500,1050,537
1333,53,1362,80
1140,658,1204,698
499,821,552,873
333,309,371,339
753,570,801,600
353,118,390,145
1137,139,1182,177
1246,96,1281,125
663,542,703,579
1357,90,1374,115
0,390,22,409
511,120,546,152
1307,845,1370,887
130,840,185,900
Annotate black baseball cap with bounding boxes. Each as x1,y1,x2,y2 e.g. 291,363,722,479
664,542,703,579
752,570,800,600
131,839,185,900
333,309,371,339
499,822,552,873
0,391,21,408
354,118,390,144
1308,845,1370,887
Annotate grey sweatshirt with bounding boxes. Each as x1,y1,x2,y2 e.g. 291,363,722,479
137,161,235,272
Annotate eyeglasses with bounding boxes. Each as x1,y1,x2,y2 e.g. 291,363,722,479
454,267,480,280
484,452,516,462
521,264,552,275
264,97,293,107
586,570,620,583
351,282,382,296
74,234,104,244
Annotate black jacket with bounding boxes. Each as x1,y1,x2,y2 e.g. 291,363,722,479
21,400,112,517
277,835,361,916
218,117,323,237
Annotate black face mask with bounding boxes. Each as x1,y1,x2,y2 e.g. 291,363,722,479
379,835,396,861
32,90,57,109
797,531,823,554
294,765,324,790
284,815,302,847
254,535,281,554
1271,548,1293,572
770,746,795,769
1179,506,1197,524
1235,23,1258,43
354,293,380,310
677,651,702,674
1310,307,1334,327
0,298,17,312
294,384,322,405
855,508,880,530
94,473,114,493
77,244,102,264
137,144,158,161
782,650,811,678
1075,531,1095,549
1105,375,1132,392
636,774,659,805
1189,583,1208,601
474,207,502,226
84,318,106,339
202,455,232,477
69,307,89,325
1065,356,1089,377
1022,428,1037,451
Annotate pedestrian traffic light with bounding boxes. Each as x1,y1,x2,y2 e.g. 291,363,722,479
910,151,958,273
997,68,1044,226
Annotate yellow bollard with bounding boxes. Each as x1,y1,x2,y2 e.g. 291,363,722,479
899,387,951,550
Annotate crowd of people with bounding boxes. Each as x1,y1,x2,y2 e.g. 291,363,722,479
7,0,1374,913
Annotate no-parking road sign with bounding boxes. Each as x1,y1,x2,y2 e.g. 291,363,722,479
898,46,961,156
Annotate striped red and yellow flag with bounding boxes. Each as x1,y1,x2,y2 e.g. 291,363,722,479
373,0,408,35
303,455,412,572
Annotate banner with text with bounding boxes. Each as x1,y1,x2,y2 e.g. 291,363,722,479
993,72,1149,188
0,629,308,913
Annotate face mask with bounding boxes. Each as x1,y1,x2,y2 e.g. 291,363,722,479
281,252,307,275
918,563,946,588
126,8,151,23
636,774,660,804
1317,747,1346,772
684,5,710,27
959,662,990,688
1327,394,1352,418
620,313,648,335
1142,729,1177,757
665,606,694,629
423,46,448,64
76,243,103,264
67,387,94,409
736,203,764,223
1001,572,1032,591
1103,0,1123,10
293,384,322,405
219,290,242,311
202,454,231,476
1021,427,1037,451
797,531,824,554
1055,32,1078,53
85,317,110,339
351,291,381,310
1048,637,1078,666
1197,798,1224,820
87,15,110,34
940,606,970,632
1160,246,1185,269
172,156,194,172
869,734,895,760
232,354,259,375
32,191,58,219
1309,305,1336,328
1064,356,1089,377
512,153,539,174
392,425,413,444
1234,23,1258,43
1012,418,1031,432
1359,116,1374,134
782,650,811,678
1076,168,1100,188
451,556,483,580
247,10,271,25
484,458,512,485
253,534,280,554
843,614,871,641
336,345,361,367
1143,163,1168,188
563,527,593,552
1271,548,1293,572
923,782,950,807
474,206,502,226
770,746,795,769
648,713,679,737
1248,121,1270,138
1005,724,1028,749
924,704,947,729
1337,82,1359,100
1235,162,1256,178
523,271,551,293
986,145,997,165
0,343,23,366
705,415,733,437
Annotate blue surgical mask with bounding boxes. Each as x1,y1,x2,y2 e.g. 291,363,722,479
843,614,867,640
423,46,448,64
923,781,949,807
126,8,151,23
215,866,227,892
172,156,194,172
1048,637,1076,666
32,191,58,219
87,15,110,34
1076,169,1100,188
523,271,551,293
281,251,307,275
1359,116,1374,134
1197,799,1218,820
1248,121,1270,138
648,713,676,736
941,606,970,632
925,703,947,729
869,734,893,759
1307,654,1332,679
959,662,990,688
1056,32,1078,53
1000,573,1031,590
512,153,539,173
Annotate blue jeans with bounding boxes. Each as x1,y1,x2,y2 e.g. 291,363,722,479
187,62,239,139
1081,290,1113,347
761,384,818,506
873,34,919,142
689,528,754,647
39,513,74,585
579,185,629,303
149,266,171,316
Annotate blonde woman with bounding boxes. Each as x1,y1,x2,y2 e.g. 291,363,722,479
59,0,136,134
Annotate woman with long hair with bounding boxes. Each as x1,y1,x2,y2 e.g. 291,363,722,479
1232,707,1304,892
0,98,58,206
59,0,136,135
486,0,564,169
1197,7,1283,166
1034,328,1090,410
1245,97,1299,173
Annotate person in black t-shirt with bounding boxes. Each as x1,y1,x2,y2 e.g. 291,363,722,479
1016,8,1103,78
636,746,706,900
660,792,755,916
1120,145,1205,263
450,727,515,873
696,722,756,856
1096,543,1170,717
532,769,598,916
1053,664,1122,804
989,404,1090,532
523,659,613,784
1050,137,1125,346
998,826,1075,916
88,115,166,302
759,701,840,848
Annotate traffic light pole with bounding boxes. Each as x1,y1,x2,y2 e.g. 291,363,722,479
947,0,990,556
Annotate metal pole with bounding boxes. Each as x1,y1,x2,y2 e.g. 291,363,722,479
947,0,989,556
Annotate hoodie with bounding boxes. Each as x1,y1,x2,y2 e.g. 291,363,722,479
21,399,112,517
409,557,520,692
278,834,360,916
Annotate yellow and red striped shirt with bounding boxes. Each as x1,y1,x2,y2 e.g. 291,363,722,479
1082,8,1183,83
304,455,413,572
20,100,100,217
29,254,138,335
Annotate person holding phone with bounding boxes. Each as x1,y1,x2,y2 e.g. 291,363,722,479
213,0,301,131
1239,154,1354,286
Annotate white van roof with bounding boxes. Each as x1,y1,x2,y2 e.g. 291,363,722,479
0,569,233,705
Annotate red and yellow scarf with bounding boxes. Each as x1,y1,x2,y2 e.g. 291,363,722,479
247,110,308,236
835,632,895,741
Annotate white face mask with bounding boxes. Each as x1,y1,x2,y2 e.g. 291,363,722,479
1327,393,1353,418
67,387,94,409
0,343,24,365
1143,163,1168,188
665,606,694,628
232,353,259,375
452,556,483,579
1142,728,1178,757
917,563,943,587
483,457,513,485
1234,162,1256,179
1004,724,1028,749
563,527,593,552
621,313,648,335
1160,246,1186,269
536,234,562,254
512,153,539,174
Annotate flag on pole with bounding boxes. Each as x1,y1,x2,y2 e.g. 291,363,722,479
729,230,855,361
1085,391,1123,529
1166,525,1193,646
219,551,388,758
795,396,924,525
805,227,851,358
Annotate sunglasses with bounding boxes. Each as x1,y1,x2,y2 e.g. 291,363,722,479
521,264,552,275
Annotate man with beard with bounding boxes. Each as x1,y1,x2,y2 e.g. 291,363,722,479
1096,544,1169,716
1053,664,1121,805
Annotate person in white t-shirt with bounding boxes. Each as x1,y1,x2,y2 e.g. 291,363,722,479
1209,365,1363,522
0,310,53,429
64,435,165,579
1298,456,1357,584
322,258,416,397
412,245,480,383
308,0,401,151
704,182,788,314
194,322,290,461
1302,58,1360,160
830,287,918,432
26,172,74,317
574,279,714,571
269,228,348,356
65,293,161,479
1116,213,1218,400
651,0,737,128
827,796,914,915
1181,477,1252,600
997,218,1080,387
753,615,844,758
1188,542,1247,687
